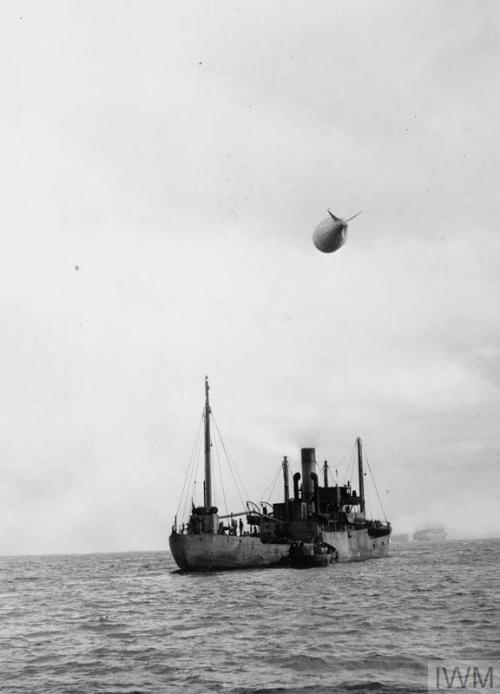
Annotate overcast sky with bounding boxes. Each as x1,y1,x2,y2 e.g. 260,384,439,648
1,1,499,554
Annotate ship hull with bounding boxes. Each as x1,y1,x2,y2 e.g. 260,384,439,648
323,528,390,561
169,533,289,571
169,527,390,571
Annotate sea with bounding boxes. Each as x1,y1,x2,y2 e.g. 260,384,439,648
1,539,499,694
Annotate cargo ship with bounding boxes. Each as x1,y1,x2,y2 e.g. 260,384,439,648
169,378,391,571
413,525,447,542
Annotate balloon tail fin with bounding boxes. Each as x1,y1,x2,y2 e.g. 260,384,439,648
327,209,341,222
345,211,363,222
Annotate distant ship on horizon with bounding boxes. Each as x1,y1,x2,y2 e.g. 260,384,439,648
413,524,447,542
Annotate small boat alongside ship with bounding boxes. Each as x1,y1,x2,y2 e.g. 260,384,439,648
169,378,391,571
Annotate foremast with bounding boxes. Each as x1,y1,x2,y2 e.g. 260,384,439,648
203,376,212,509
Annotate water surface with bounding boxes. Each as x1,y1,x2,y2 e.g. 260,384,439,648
1,539,499,693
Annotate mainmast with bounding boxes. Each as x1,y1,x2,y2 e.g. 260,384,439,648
356,437,365,515
204,376,212,508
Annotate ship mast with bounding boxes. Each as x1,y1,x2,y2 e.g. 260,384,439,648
282,456,290,505
204,376,212,508
356,437,365,515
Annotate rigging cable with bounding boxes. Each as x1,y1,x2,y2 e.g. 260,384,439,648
364,452,388,522
260,464,282,505
212,429,229,516
346,443,358,489
175,410,204,518
211,414,248,509
180,410,204,523
335,441,357,484
259,463,281,502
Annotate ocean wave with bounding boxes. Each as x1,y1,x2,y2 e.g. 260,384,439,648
1,540,499,694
